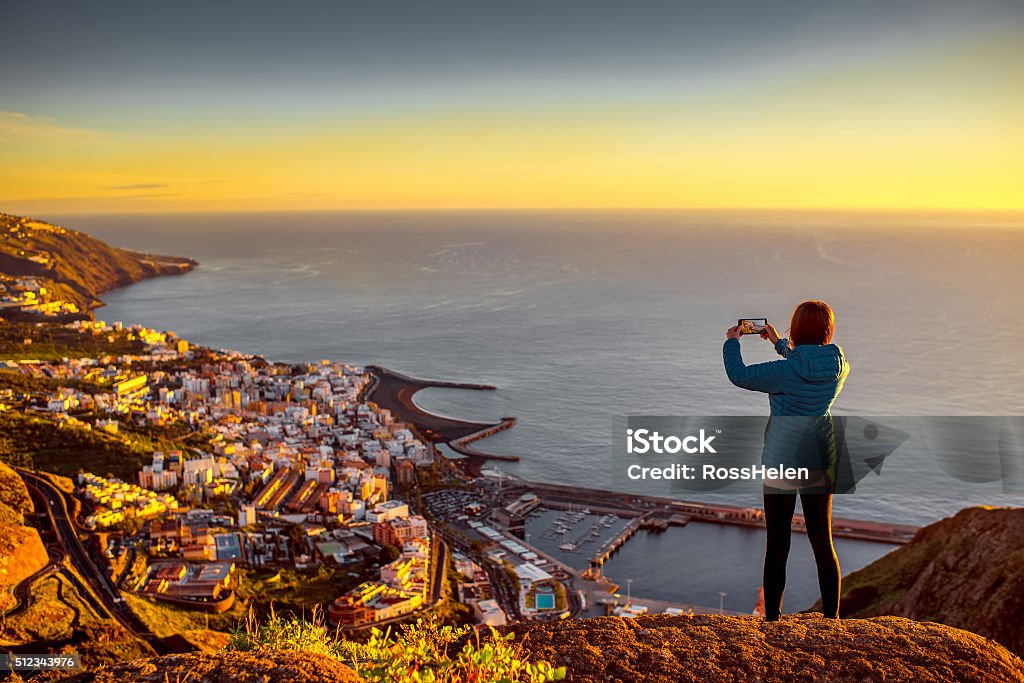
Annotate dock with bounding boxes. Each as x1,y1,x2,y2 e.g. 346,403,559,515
448,417,520,462
590,516,642,567
507,480,919,545
587,511,690,570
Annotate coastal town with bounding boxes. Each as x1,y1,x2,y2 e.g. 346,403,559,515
0,0,1020,674
0,317,590,633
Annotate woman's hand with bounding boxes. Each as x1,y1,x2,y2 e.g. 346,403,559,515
726,325,742,340
759,322,781,344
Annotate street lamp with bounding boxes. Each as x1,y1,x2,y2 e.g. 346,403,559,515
718,592,726,614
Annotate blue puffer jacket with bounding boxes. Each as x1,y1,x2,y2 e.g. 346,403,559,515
723,337,850,469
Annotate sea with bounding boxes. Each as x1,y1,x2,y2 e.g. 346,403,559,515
54,209,1024,612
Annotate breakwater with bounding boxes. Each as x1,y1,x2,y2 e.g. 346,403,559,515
510,480,918,545
365,366,520,462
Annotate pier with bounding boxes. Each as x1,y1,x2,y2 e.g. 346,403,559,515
586,511,691,571
448,417,520,461
507,480,919,545
589,516,642,568
365,366,498,391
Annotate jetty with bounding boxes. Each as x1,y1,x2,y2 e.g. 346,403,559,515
506,480,919,546
448,417,520,461
587,511,691,569
364,366,520,462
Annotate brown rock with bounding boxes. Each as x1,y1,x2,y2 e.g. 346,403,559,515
0,462,49,604
67,650,362,683
0,461,33,516
501,613,1024,683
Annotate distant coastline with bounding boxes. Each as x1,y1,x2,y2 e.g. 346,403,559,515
1,211,197,322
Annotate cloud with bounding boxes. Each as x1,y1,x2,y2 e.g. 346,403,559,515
4,193,181,209
107,183,169,190
0,111,105,142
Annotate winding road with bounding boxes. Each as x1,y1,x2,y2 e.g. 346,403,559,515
14,468,178,655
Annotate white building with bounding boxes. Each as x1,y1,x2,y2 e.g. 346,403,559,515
183,456,217,486
473,599,508,626
366,500,409,523
138,466,178,491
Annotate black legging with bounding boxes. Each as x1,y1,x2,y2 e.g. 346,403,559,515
763,492,840,620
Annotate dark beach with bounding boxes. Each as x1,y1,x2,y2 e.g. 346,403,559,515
364,366,519,462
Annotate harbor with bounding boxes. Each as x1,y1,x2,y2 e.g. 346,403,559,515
512,479,919,546
511,496,901,614
366,366,920,613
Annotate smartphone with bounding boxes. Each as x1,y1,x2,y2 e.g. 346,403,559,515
738,318,767,335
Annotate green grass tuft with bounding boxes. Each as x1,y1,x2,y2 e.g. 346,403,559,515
227,609,567,683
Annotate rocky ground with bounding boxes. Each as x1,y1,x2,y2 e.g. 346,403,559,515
66,650,362,682
496,613,1024,683
71,613,1024,682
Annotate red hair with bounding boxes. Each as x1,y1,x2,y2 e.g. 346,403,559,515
789,300,835,346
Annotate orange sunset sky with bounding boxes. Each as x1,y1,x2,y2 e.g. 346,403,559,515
1,1,1022,214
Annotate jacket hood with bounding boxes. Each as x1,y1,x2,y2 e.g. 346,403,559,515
787,343,848,382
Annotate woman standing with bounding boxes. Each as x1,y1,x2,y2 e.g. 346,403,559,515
723,300,850,621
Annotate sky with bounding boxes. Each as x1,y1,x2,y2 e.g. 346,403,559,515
1,0,1022,213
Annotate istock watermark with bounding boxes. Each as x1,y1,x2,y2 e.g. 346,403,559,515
611,416,1024,496
625,428,718,454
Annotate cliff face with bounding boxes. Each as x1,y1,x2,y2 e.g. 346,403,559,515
72,614,1024,683
0,212,196,314
0,461,48,612
823,506,1024,657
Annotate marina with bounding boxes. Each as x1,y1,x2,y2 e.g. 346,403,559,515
513,479,919,545
518,501,899,612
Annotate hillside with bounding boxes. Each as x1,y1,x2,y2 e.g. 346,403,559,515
818,506,1024,657
71,614,1024,683
0,461,155,670
0,461,48,612
0,212,196,317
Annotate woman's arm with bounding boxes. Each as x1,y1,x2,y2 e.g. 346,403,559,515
759,322,791,358
723,338,787,393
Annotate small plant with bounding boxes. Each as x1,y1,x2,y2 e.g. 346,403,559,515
339,614,566,683
227,607,566,683
227,604,345,661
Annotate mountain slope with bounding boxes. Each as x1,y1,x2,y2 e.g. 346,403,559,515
0,212,196,314
819,506,1024,657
